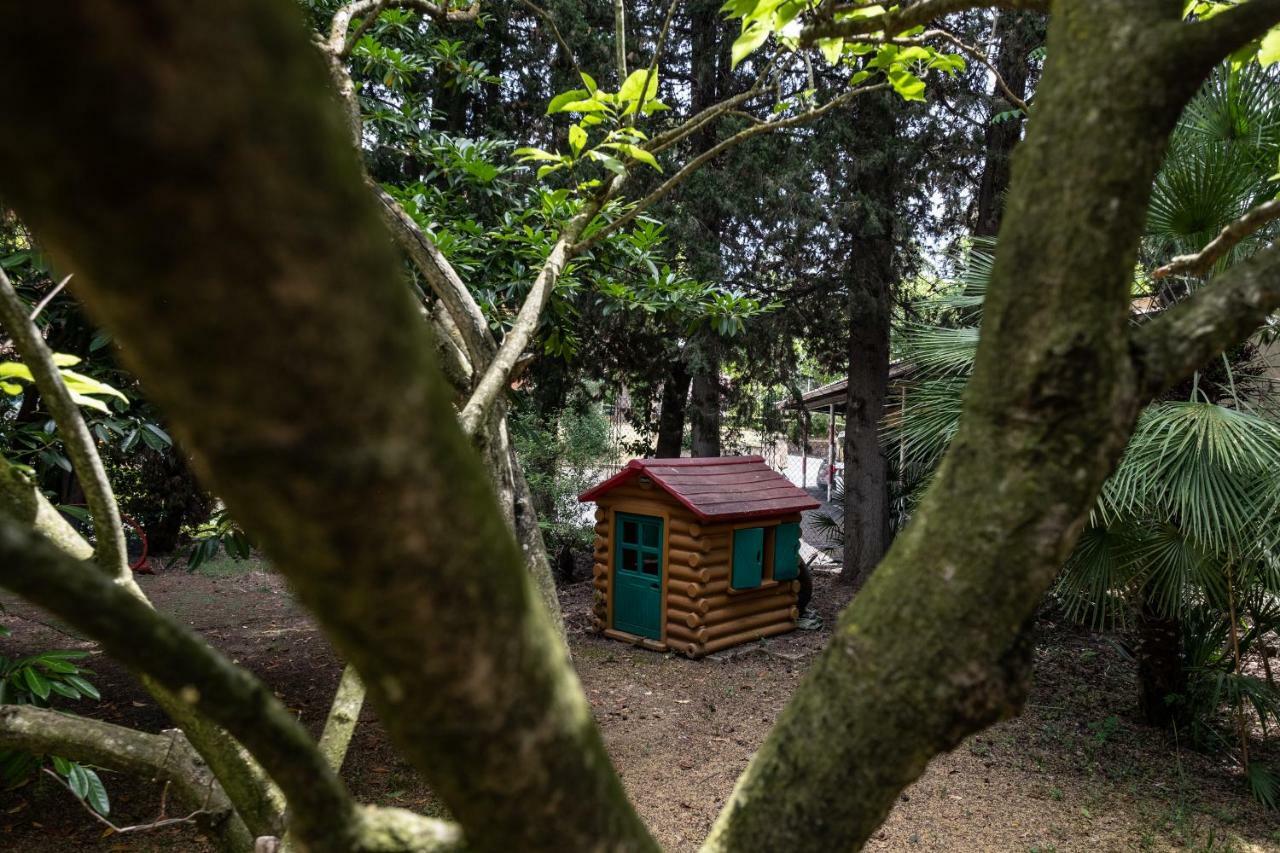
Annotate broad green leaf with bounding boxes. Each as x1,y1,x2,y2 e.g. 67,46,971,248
622,145,661,172
83,767,109,816
618,69,659,106
51,756,72,775
731,22,771,69
588,150,627,176
888,68,926,102
64,674,99,700
1260,27,1280,67
0,362,33,382
51,353,80,367
67,762,88,798
513,147,562,162
547,88,589,114
552,98,608,114
580,71,597,94
568,124,587,156
22,667,50,700
818,38,844,65
60,370,127,401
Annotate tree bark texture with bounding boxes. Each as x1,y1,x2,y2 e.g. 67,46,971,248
839,92,898,587
655,359,691,457
4,2,1280,852
0,3,651,850
973,8,1046,237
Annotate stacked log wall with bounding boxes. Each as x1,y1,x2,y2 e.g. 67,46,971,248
663,516,799,658
590,487,800,658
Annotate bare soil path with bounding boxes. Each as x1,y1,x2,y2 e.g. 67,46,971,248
1,562,1276,852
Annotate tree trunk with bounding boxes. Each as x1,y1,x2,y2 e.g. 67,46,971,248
690,364,721,457
1136,597,1186,728
973,9,1046,237
654,359,691,457
838,92,898,587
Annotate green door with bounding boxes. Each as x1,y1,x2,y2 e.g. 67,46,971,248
613,513,663,640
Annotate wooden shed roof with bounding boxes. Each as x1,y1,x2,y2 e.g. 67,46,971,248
578,456,820,522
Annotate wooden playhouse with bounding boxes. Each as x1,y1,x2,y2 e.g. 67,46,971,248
578,456,819,658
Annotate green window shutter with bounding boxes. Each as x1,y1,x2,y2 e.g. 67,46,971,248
732,527,764,589
773,522,801,581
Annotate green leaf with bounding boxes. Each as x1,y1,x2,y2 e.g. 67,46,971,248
547,88,590,114
51,353,81,367
513,147,562,163
51,756,72,775
618,69,659,108
64,674,100,700
731,22,771,69
67,762,88,799
83,767,109,816
48,681,81,700
568,124,587,156
888,68,926,102
1260,26,1280,67
587,150,627,176
22,667,51,700
579,71,597,94
818,37,843,65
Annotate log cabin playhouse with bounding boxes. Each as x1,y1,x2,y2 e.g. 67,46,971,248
578,456,819,658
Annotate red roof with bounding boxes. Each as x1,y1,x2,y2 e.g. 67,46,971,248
578,456,819,522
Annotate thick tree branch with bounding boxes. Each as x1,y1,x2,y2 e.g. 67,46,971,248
457,199,604,435
1178,0,1280,66
0,518,360,852
0,705,251,853
0,268,130,575
1153,198,1280,280
0,453,94,560
0,3,650,849
802,0,1050,44
318,663,366,772
1133,239,1280,399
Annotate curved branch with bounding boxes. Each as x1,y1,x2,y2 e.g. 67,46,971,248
1178,0,1280,66
802,0,1049,45
0,705,251,853
0,517,360,853
319,663,366,772
572,82,890,255
1153,198,1280,280
514,0,584,80
894,29,1029,112
1133,239,1280,400
457,198,605,435
0,268,130,576
329,0,480,57
0,453,94,560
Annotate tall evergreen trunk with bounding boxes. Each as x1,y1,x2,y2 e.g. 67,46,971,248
690,360,722,457
1136,595,1186,728
655,359,690,457
973,9,1045,237
839,93,898,586
682,0,727,459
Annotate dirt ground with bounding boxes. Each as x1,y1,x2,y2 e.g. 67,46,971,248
1,560,1278,852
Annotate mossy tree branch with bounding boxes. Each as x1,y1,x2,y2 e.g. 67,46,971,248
0,705,251,853
0,272,284,840
0,268,129,575
0,3,650,850
0,517,362,852
1133,239,1280,399
703,1,1275,849
0,453,94,560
